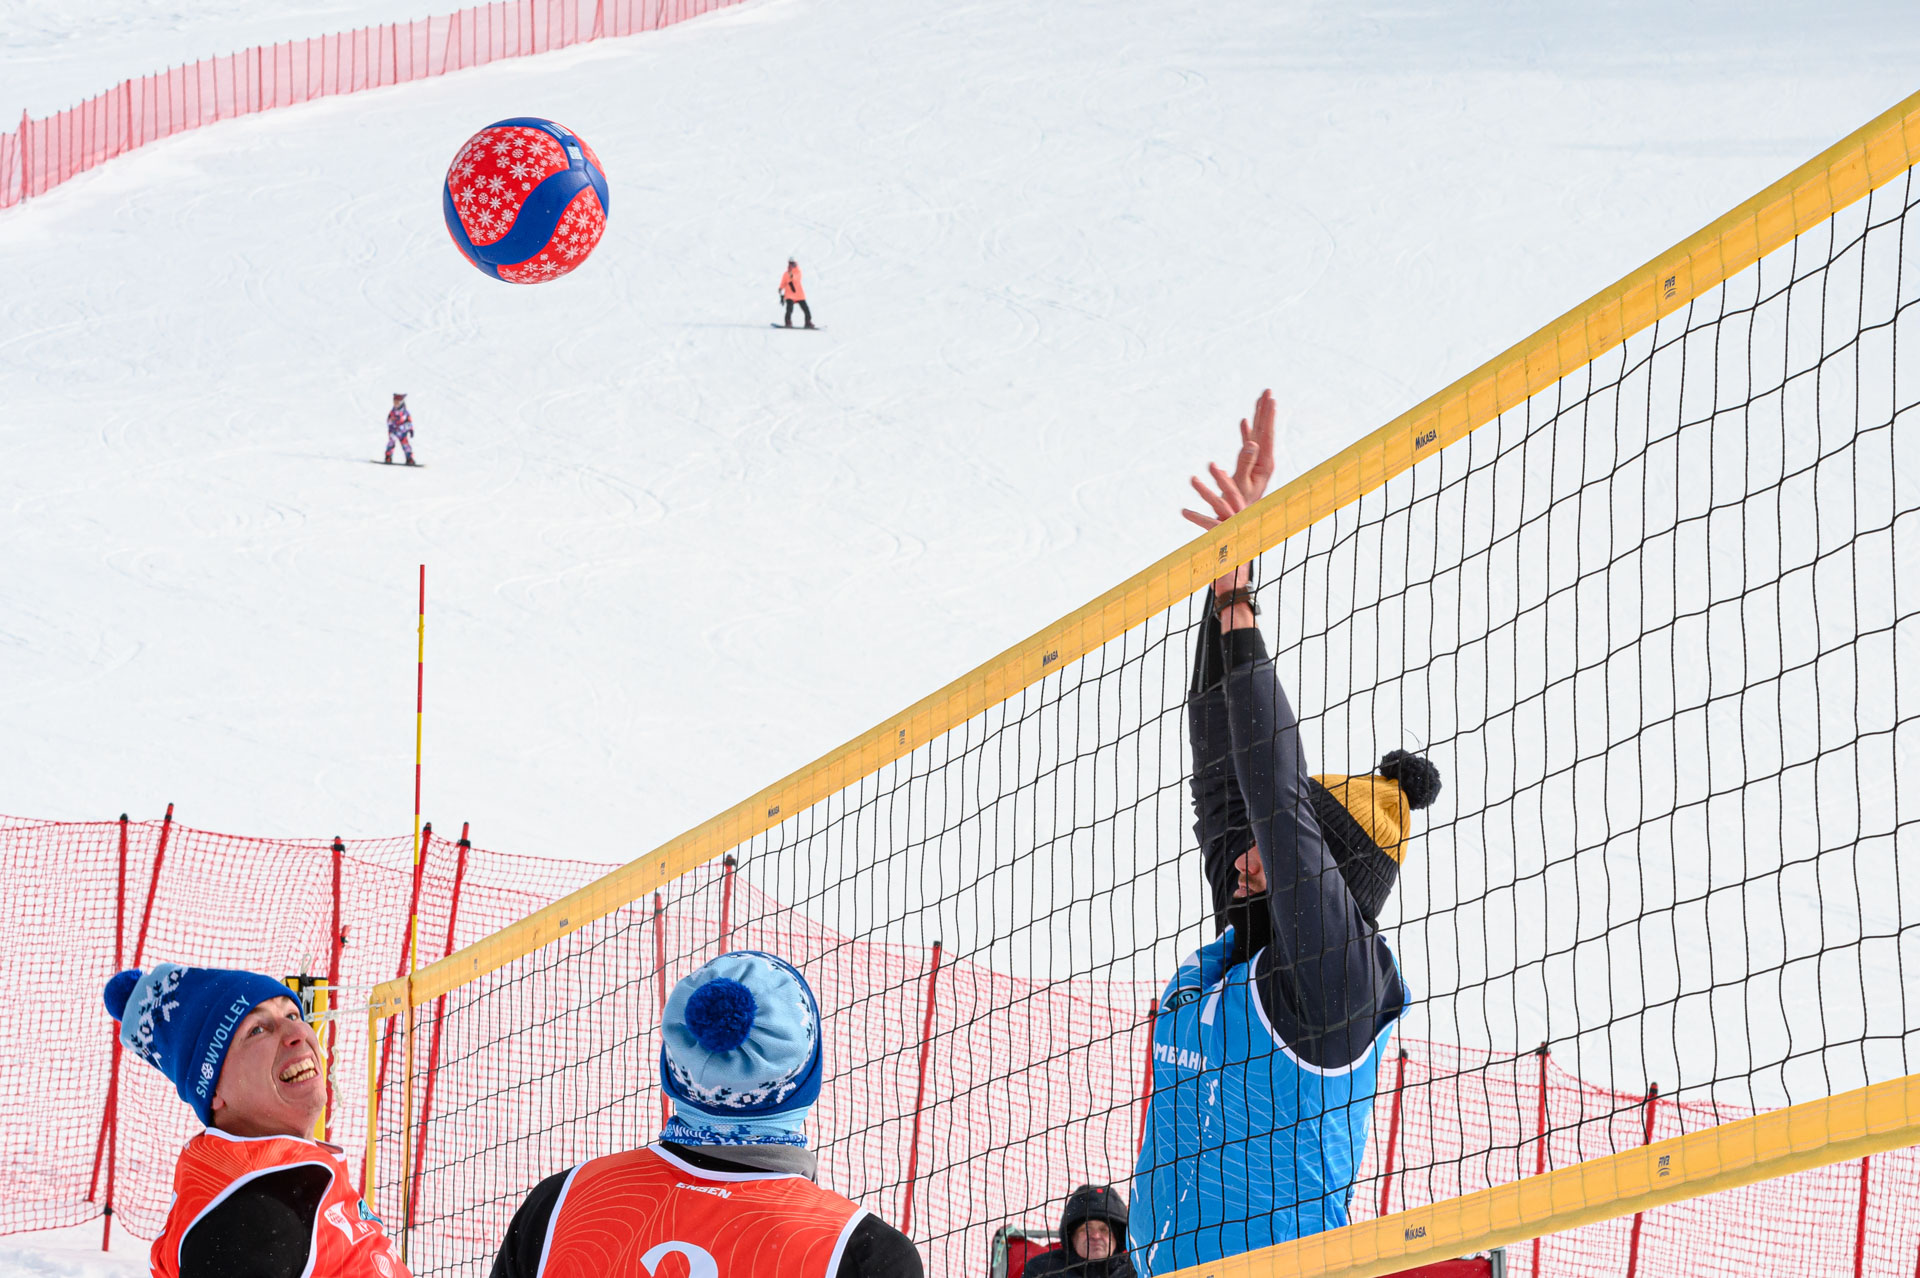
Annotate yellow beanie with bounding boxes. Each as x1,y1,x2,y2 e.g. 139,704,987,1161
1310,774,1413,863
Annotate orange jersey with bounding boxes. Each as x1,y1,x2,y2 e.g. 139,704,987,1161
781,266,805,301
154,1129,410,1278
536,1144,867,1278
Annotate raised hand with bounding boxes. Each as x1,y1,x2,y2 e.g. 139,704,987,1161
1181,390,1276,532
1181,390,1278,619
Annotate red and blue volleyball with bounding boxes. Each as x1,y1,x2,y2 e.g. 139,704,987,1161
443,118,609,284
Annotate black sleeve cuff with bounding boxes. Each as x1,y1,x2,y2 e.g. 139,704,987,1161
491,1168,572,1278
1222,625,1269,670
838,1215,924,1278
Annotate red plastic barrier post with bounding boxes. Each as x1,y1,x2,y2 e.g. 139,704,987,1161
653,892,669,1130
717,854,737,953
898,940,944,1237
1135,997,1157,1158
375,821,432,1100
1854,1155,1871,1278
1530,1043,1549,1278
408,823,471,1229
325,837,346,1141
86,815,132,1251
100,803,173,1251
1623,1083,1660,1278
87,815,131,1204
1377,1048,1410,1218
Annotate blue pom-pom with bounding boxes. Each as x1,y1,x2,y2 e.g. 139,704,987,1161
684,977,757,1054
103,969,141,1021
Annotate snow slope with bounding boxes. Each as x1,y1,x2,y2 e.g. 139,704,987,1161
5,0,1913,864
4,0,441,122
5,0,1920,1265
0,1221,147,1276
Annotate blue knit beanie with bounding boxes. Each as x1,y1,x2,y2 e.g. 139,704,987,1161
659,951,822,1147
103,963,301,1126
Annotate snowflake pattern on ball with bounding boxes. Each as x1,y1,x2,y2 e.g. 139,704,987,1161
497,187,608,284
443,123,608,284
445,126,570,248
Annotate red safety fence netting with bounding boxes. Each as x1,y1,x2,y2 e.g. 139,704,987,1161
5,812,1916,1271
0,0,744,210
0,810,598,1244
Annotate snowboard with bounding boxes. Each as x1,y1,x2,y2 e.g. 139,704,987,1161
771,324,825,331
369,459,426,467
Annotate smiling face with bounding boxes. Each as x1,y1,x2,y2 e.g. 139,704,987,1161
208,996,325,1138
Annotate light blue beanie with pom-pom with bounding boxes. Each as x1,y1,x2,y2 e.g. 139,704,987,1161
659,950,822,1147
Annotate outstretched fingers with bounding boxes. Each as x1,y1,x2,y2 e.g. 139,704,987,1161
1249,390,1276,492
1209,462,1248,512
1190,473,1236,523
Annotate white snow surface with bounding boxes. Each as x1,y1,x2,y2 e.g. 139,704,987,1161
3,0,439,123
6,0,1913,863
0,1221,147,1275
5,0,1920,1264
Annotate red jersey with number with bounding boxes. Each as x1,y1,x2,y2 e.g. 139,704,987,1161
153,1129,411,1278
536,1144,867,1278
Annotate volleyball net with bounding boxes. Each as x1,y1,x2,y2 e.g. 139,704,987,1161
367,92,1920,1277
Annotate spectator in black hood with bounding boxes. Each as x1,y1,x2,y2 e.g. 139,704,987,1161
1024,1184,1135,1278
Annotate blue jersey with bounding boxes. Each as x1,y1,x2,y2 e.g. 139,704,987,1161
1130,925,1394,1275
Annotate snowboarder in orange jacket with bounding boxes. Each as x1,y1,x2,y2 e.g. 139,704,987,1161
780,259,814,328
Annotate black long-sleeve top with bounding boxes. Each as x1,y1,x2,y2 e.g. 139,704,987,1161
1188,600,1406,1069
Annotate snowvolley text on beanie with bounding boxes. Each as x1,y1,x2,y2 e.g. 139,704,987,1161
102,964,301,1126
1309,749,1443,924
658,950,822,1148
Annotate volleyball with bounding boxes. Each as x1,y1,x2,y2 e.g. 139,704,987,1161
442,118,609,284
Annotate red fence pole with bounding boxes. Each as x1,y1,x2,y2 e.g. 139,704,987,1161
97,803,173,1251
375,821,432,1100
1623,1083,1661,1278
325,837,346,1142
88,815,131,1204
898,940,944,1237
1376,1049,1410,1218
1530,1043,1550,1278
1135,997,1158,1158
654,892,670,1129
87,815,132,1251
407,823,471,1229
1854,1155,1872,1278
717,854,737,953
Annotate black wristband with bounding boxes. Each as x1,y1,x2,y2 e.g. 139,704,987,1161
1214,586,1259,614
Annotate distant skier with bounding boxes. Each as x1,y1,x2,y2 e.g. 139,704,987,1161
384,392,416,465
780,259,815,329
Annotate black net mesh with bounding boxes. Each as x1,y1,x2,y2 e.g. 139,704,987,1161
372,163,1920,1277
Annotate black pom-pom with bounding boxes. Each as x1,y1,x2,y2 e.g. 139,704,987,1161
1379,749,1442,810
103,968,142,1021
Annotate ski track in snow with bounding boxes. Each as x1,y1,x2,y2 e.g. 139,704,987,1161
5,0,1910,860
3,0,1920,1253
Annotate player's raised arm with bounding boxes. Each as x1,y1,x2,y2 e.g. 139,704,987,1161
1183,392,1277,933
